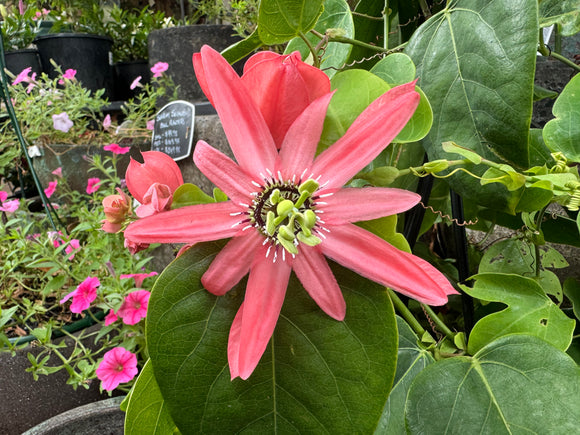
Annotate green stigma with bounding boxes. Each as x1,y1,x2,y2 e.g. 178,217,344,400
251,178,322,255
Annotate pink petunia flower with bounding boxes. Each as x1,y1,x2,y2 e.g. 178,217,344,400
146,120,155,131
12,67,32,86
52,112,74,133
96,347,138,391
130,76,142,90
104,143,130,154
117,290,150,325
86,178,101,194
60,276,100,313
0,198,20,213
104,309,118,326
58,68,76,84
124,46,458,380
0,191,7,202
65,239,81,260
103,114,112,130
51,167,62,177
120,271,158,288
150,62,168,78
44,180,57,198
125,151,183,218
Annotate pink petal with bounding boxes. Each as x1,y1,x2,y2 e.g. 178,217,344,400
242,51,281,74
293,246,346,321
126,151,183,203
229,252,292,380
321,223,458,306
193,140,255,204
278,92,335,178
192,53,213,106
227,304,244,379
202,230,263,296
195,46,277,177
311,82,420,189
124,201,243,244
316,187,420,225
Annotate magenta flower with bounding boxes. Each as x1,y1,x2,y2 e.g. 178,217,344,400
51,167,62,177
12,67,32,85
117,290,151,325
104,143,130,154
44,180,57,198
150,62,168,78
65,239,81,260
96,347,138,391
0,191,7,202
104,309,118,326
146,120,155,131
0,198,20,213
52,112,73,133
60,276,100,313
120,271,158,288
58,68,76,84
103,114,112,130
86,178,101,194
124,46,458,380
130,76,142,90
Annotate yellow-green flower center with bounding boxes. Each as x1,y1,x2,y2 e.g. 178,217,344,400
250,178,322,255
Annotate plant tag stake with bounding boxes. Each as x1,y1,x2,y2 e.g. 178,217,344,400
151,100,195,161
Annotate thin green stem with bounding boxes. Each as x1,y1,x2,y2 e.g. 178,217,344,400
534,206,548,277
388,289,430,339
421,303,456,342
418,0,432,18
299,32,320,68
538,28,580,72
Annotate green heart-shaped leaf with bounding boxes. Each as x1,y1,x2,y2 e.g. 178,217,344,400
258,0,324,45
405,334,580,433
462,273,575,354
539,0,580,36
147,241,398,433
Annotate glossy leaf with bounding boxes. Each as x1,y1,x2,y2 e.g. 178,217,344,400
563,277,580,320
147,241,398,434
285,0,354,79
539,0,580,36
405,0,537,211
257,0,324,45
221,30,264,64
405,335,580,433
462,273,575,354
172,183,214,208
357,215,411,253
543,73,580,162
375,316,434,434
124,360,177,435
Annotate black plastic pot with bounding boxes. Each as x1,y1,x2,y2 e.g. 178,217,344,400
4,48,43,76
113,60,151,101
33,33,115,98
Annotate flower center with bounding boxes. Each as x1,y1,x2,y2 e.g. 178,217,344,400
250,178,322,255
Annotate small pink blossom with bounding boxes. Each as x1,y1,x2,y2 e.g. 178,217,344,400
130,76,142,90
86,178,101,194
0,191,7,202
120,271,158,288
146,120,155,131
103,114,112,130
65,239,81,260
150,62,168,78
96,347,138,391
52,112,74,133
60,276,100,313
12,67,32,85
0,199,20,213
117,290,150,325
58,69,77,84
104,309,118,326
33,11,42,20
44,180,57,198
124,239,149,255
18,0,25,15
51,167,62,177
104,143,130,154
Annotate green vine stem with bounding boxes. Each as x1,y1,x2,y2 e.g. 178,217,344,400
299,32,320,68
421,303,456,342
538,28,580,72
388,288,431,340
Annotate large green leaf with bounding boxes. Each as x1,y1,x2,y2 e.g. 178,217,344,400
124,360,177,435
258,0,324,44
539,0,580,36
405,334,580,433
147,241,398,434
285,0,354,79
543,73,580,162
462,273,575,354
405,0,538,211
375,316,434,434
